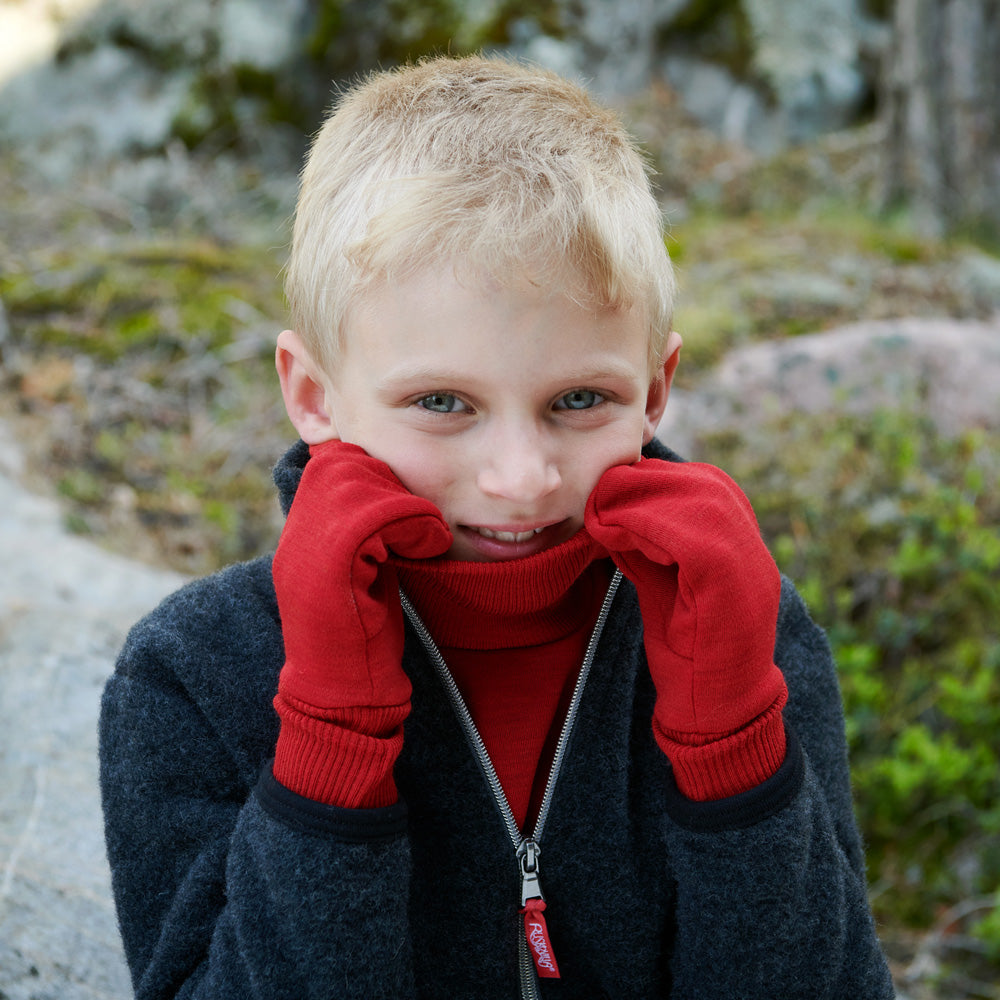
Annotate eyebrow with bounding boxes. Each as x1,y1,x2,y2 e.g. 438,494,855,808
376,366,459,389
376,359,644,393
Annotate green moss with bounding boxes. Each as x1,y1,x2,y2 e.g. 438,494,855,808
2,240,284,363
0,230,287,575
63,512,93,536
664,233,687,266
171,84,225,150
95,428,130,467
58,468,105,506
819,206,941,264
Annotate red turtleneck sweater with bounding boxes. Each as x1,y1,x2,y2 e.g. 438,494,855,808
395,532,611,829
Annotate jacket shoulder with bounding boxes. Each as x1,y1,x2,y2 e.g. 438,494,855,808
117,554,279,675
108,555,283,772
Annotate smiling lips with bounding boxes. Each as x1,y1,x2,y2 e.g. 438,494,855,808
470,525,546,544
458,520,568,559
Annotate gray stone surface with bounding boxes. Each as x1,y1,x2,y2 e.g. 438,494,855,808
0,423,186,1000
0,0,309,187
743,0,876,142
658,317,1000,456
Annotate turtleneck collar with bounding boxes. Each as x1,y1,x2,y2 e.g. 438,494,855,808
393,530,612,651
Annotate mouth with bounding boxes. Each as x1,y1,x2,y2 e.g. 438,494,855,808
456,520,570,560
469,526,546,543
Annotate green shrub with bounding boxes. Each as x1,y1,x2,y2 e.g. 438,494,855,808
701,408,1000,977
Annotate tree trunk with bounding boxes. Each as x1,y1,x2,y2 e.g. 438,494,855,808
880,0,1000,236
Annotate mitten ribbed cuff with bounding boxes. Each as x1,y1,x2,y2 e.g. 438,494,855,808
272,693,409,809
654,689,789,802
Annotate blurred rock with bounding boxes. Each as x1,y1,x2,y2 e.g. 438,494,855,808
1,32,194,168
219,0,306,71
743,0,879,143
955,251,1000,315
548,0,660,98
659,317,1000,455
661,55,781,153
659,0,885,153
745,270,862,314
0,421,186,999
0,0,311,185
0,0,892,195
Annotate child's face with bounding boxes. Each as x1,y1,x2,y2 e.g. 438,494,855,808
310,267,673,561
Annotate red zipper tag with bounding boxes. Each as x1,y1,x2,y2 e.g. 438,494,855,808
521,898,560,979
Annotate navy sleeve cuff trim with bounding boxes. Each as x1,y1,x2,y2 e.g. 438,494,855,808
663,726,805,832
255,765,408,842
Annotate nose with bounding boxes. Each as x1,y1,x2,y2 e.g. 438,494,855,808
476,425,562,504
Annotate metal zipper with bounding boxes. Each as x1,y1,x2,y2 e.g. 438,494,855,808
400,568,622,999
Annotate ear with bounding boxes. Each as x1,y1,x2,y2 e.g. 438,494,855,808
275,330,339,445
642,331,683,445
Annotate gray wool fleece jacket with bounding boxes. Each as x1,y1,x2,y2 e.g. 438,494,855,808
100,439,895,1000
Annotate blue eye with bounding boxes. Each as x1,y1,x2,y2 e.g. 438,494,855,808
417,393,468,413
556,390,603,411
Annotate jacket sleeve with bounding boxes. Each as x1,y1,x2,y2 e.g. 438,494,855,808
99,574,418,1000
659,578,895,1000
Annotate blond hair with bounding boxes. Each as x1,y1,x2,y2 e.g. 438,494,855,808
286,54,675,378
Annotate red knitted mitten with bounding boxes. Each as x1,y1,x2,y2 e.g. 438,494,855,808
272,441,452,806
585,459,788,800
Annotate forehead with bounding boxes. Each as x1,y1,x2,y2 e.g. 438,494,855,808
344,264,649,367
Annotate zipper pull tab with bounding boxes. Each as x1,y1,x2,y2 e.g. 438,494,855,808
517,840,560,979
518,840,543,907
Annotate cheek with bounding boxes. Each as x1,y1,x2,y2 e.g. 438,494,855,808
328,402,443,490
373,437,463,510
574,422,646,490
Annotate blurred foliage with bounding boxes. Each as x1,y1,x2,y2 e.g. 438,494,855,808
658,0,754,78
171,0,567,154
701,409,1000,994
171,62,315,152
304,0,565,70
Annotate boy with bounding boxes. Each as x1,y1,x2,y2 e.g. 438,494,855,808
100,55,895,998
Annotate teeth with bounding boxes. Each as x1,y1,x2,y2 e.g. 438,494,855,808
474,526,545,543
